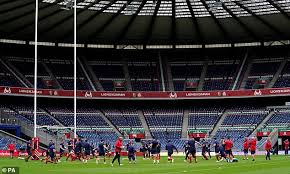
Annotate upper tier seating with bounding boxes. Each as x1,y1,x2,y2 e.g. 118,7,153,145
143,108,183,129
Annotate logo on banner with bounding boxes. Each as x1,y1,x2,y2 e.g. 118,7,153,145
222,91,227,96
137,93,142,98
169,92,177,98
254,89,262,96
219,91,227,96
85,91,92,98
3,87,11,94
49,90,57,96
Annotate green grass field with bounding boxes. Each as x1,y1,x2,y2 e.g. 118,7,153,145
0,156,290,174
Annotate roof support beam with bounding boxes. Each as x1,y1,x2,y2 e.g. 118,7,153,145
116,0,147,44
0,0,34,14
86,0,134,42
200,0,231,43
5,9,63,38
235,1,289,40
144,0,161,46
171,0,176,48
0,0,63,26
71,0,117,40
186,0,203,44
0,0,22,7
39,0,108,38
221,3,260,41
266,0,290,22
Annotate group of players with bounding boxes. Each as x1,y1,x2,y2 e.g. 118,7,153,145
21,136,290,165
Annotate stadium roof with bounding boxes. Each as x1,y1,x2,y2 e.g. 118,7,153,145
0,0,290,45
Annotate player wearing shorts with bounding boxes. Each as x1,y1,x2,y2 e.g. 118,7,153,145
127,142,136,164
151,139,159,164
83,140,91,163
284,139,289,156
7,142,15,159
201,140,209,160
249,137,257,161
165,140,178,163
147,143,151,159
140,143,147,160
25,140,32,162
97,140,107,164
105,143,112,160
265,138,272,160
66,140,73,161
183,141,190,162
59,140,66,159
187,139,199,163
156,141,161,162
74,139,83,161
213,138,220,162
243,137,249,160
219,138,226,162
46,143,57,164
206,140,211,159
224,137,233,163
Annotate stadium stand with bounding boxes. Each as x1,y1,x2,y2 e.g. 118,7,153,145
102,108,143,132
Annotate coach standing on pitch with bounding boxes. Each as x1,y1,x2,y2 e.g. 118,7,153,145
111,137,124,166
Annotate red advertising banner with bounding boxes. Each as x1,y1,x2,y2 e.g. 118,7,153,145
0,150,27,157
129,134,145,139
188,133,206,138
256,131,271,137
1,86,290,100
278,131,290,136
257,131,290,137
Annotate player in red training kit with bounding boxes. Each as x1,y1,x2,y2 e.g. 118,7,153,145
249,137,257,161
265,138,272,160
243,138,249,160
111,137,124,166
284,139,289,156
7,143,15,159
224,137,233,163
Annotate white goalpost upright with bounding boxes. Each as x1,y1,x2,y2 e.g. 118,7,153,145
33,0,78,140
33,0,39,138
73,0,77,139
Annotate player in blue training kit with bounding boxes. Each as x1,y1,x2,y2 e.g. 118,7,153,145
83,140,91,163
165,140,178,163
201,140,209,160
46,143,57,164
66,140,73,161
183,141,189,162
74,139,83,161
97,140,107,164
219,138,226,162
213,138,221,162
151,139,160,164
187,139,199,163
59,141,66,159
25,140,33,162
127,141,136,164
